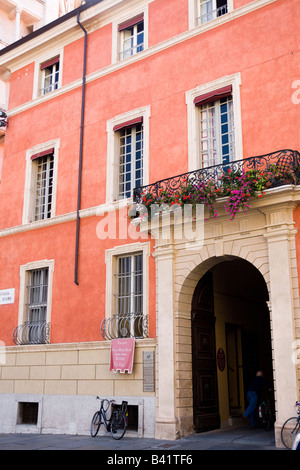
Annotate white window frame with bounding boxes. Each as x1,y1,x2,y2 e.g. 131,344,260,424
112,7,149,64
22,139,60,225
32,50,63,100
119,20,145,61
106,106,150,204
118,121,143,200
105,242,150,338
40,60,60,96
197,0,229,25
32,152,55,221
188,0,233,29
198,95,235,168
18,259,54,336
186,73,242,171
115,252,144,338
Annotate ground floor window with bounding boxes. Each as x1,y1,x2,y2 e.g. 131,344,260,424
102,242,150,340
116,253,143,338
13,260,54,345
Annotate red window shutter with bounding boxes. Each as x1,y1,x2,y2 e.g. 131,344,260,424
113,117,143,132
31,148,54,160
194,85,232,106
40,57,59,70
118,14,144,32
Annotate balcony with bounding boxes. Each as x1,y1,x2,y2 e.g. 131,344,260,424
197,3,228,25
12,321,50,345
100,313,148,341
132,149,300,221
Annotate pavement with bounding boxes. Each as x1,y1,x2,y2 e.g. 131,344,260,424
0,422,285,451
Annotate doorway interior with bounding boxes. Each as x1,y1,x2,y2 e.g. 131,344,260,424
192,258,274,432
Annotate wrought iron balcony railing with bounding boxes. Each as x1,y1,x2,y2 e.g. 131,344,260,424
198,3,228,25
100,313,148,340
133,149,300,204
12,321,50,346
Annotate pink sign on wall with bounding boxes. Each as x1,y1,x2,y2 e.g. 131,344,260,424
110,338,135,373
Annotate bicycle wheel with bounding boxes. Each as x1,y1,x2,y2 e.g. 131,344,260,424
110,411,127,440
281,417,300,449
90,412,102,437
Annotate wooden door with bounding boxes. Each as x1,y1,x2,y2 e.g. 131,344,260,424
226,324,244,416
192,272,220,432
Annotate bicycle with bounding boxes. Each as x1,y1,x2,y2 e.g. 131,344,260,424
90,397,128,440
257,387,275,431
281,401,300,449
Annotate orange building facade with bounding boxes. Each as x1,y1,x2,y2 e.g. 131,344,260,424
0,0,299,445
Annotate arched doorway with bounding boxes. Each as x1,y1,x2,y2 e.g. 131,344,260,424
192,257,274,432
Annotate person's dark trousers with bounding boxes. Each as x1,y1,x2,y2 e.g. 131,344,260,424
243,391,257,427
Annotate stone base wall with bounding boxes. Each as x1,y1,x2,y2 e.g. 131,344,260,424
0,339,156,437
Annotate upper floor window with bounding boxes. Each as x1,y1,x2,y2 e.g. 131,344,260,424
185,74,242,172
106,107,150,203
23,140,60,225
197,0,228,25
32,150,54,221
115,119,143,199
195,87,235,167
40,56,60,95
33,53,63,99
188,0,232,29
119,15,144,60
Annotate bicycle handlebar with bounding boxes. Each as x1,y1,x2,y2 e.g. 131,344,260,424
96,396,115,403
95,397,128,414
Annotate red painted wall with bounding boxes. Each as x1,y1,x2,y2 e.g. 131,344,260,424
8,63,34,109
0,0,299,345
0,217,156,345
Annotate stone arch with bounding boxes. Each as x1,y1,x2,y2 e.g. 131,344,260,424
174,239,271,436
154,198,299,444
176,238,270,306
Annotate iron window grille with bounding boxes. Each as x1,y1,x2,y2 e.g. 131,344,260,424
13,268,50,345
101,253,148,340
117,254,143,337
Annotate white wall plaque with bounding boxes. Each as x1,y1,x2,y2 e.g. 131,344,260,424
0,288,15,305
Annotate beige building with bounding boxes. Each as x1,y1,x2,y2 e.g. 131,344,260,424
0,0,82,51
0,0,82,107
0,0,81,184
148,189,300,443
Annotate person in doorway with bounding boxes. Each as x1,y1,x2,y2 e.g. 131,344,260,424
243,370,268,428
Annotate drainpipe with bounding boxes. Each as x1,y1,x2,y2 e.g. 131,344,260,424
74,11,88,285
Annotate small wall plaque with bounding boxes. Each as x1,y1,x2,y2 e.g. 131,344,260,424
143,351,155,392
0,288,15,305
217,348,226,372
